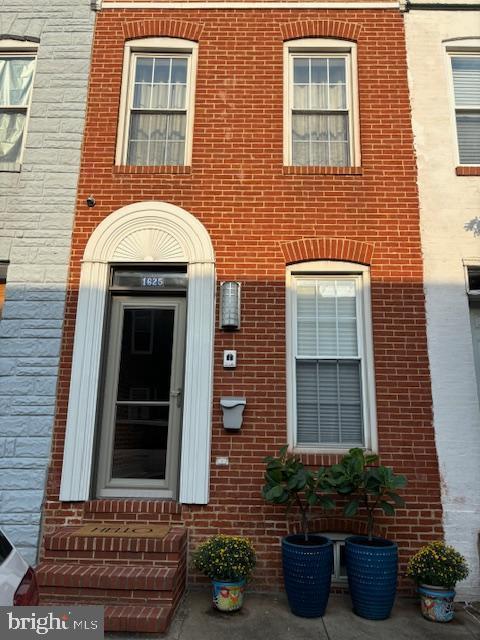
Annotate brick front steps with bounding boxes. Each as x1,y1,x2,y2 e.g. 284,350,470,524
38,522,187,633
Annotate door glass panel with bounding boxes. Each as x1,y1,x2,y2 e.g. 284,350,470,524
117,308,174,402
112,405,169,479
111,307,175,481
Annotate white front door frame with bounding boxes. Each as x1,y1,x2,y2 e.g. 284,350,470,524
59,201,215,504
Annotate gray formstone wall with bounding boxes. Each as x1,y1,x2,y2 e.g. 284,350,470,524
0,2,94,564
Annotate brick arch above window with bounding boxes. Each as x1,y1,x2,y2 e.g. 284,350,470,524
279,20,362,43
122,20,204,42
281,237,374,265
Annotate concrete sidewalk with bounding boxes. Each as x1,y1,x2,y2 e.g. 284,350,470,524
107,591,480,640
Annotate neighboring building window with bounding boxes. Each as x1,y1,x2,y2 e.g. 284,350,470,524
116,38,198,166
450,51,480,165
0,261,8,318
466,264,480,403
284,39,359,167
0,41,36,169
287,262,376,451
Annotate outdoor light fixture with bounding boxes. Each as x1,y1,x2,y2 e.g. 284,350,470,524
219,281,241,330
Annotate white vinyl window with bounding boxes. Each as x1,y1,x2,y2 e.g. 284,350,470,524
284,39,359,167
450,51,480,165
116,38,197,166
0,42,36,170
287,262,376,451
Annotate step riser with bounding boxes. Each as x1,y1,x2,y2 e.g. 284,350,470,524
45,538,185,554
38,567,186,605
83,515,184,525
40,590,180,606
83,500,183,517
37,562,184,591
43,549,184,565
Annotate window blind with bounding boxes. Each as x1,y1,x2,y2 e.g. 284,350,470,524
295,278,364,446
452,56,480,164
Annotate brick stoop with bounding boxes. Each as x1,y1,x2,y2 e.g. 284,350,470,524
38,524,187,633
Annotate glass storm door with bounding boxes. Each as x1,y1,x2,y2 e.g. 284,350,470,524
96,297,186,498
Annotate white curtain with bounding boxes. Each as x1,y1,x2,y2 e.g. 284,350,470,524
0,57,35,163
0,111,26,162
127,112,186,166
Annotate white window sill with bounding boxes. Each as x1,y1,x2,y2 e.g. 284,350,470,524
0,162,21,173
293,445,376,455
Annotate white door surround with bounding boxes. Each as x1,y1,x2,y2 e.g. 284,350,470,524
59,201,216,504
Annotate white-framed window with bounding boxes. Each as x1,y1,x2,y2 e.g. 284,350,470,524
284,38,360,167
116,37,198,167
0,40,37,170
464,260,480,404
286,261,377,452
447,41,480,166
322,532,348,582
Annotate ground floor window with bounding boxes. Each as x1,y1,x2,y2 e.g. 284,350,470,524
286,261,377,452
467,265,480,403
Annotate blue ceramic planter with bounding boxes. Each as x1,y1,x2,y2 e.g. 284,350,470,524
418,585,455,622
345,535,398,620
282,534,333,618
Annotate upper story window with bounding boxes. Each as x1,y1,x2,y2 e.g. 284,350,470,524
284,39,360,167
116,38,198,167
0,40,37,170
286,262,376,452
448,43,480,165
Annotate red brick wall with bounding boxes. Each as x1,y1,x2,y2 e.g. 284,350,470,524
42,8,443,591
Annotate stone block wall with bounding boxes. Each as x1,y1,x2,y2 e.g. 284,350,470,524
0,2,94,564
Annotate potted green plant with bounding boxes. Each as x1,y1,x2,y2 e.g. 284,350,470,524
192,535,256,612
330,447,407,620
261,446,335,618
406,541,469,622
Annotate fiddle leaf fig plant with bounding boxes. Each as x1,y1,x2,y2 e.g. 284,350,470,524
261,446,335,541
330,448,407,541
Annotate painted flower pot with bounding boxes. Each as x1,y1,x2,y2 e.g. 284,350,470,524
418,584,455,622
282,534,333,618
212,578,246,612
345,535,398,620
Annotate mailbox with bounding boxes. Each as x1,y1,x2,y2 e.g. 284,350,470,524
220,397,246,430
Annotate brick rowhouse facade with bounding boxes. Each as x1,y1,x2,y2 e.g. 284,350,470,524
38,3,443,627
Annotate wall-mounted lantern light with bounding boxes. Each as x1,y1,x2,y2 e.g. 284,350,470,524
219,281,241,330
